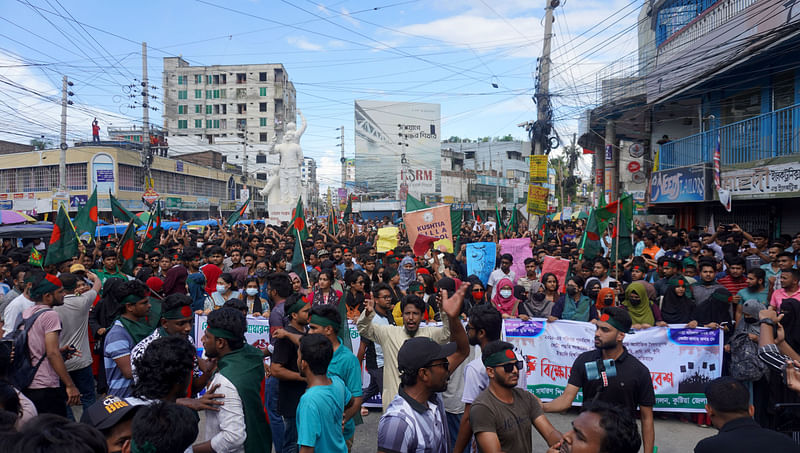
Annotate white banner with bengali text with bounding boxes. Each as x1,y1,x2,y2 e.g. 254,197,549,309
503,319,723,413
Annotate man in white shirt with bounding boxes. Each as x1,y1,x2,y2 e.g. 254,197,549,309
3,272,36,336
487,254,516,298
592,258,618,289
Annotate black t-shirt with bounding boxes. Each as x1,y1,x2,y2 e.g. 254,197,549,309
271,324,307,417
567,347,655,416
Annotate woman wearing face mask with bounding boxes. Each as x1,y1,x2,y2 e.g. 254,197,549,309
206,273,239,313
462,276,487,317
398,256,416,292
595,287,616,311
622,282,667,330
309,268,343,307
549,275,597,322
658,278,695,324
584,277,602,302
518,285,554,320
239,276,266,317
491,278,519,318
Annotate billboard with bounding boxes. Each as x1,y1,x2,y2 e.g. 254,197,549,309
354,100,441,196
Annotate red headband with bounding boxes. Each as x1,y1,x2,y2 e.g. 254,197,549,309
45,274,63,287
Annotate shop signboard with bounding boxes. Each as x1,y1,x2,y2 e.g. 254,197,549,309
649,165,710,203
720,161,800,199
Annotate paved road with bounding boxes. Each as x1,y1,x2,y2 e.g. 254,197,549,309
352,407,714,453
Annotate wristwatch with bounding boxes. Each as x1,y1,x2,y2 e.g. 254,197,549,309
759,318,776,326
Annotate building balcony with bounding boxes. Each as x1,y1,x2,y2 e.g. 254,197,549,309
659,102,800,169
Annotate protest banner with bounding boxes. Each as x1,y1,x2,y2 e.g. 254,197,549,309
529,155,548,184
527,185,549,215
376,226,399,252
541,255,570,293
499,238,533,283
194,314,271,356
503,319,723,412
466,242,496,285
403,205,453,253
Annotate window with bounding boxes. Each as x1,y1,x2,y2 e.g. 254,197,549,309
178,120,187,129
194,89,202,99
236,73,246,84
177,75,185,85
237,104,246,114
260,118,267,127
178,90,187,100
206,90,213,99
178,105,187,114
259,72,267,82
206,105,213,114
256,173,267,180
221,104,227,114
213,90,220,99
213,75,220,85
219,89,226,99
221,74,226,84
206,120,213,128
256,152,267,161
194,119,202,128
213,120,220,128
195,74,202,84
259,87,267,96
207,75,212,84
220,119,227,129
259,102,267,112
236,119,247,129
195,105,202,114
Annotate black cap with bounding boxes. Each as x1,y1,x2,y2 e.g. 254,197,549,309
398,337,457,370
599,306,632,332
80,396,142,431
317,249,330,258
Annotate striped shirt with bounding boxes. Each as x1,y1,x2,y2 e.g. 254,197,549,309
378,388,449,453
103,320,134,398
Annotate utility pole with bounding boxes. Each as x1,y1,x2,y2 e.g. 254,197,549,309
141,43,152,186
533,0,556,157
58,76,70,194
605,120,617,203
339,126,346,188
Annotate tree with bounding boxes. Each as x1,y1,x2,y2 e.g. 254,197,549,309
30,137,53,150
497,134,514,142
446,136,462,143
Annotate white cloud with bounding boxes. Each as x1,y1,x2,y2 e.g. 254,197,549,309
340,7,360,28
287,36,324,51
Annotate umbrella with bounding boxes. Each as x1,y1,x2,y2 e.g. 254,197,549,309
552,211,563,221
0,210,36,225
0,223,53,239
135,211,150,223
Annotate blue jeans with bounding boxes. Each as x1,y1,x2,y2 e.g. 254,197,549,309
65,365,97,421
446,411,469,453
265,376,285,452
282,416,298,453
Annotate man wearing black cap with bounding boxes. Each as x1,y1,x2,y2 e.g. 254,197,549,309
470,340,561,452
543,307,655,453
376,286,470,453
81,395,142,453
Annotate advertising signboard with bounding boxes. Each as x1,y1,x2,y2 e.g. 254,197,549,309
649,165,710,203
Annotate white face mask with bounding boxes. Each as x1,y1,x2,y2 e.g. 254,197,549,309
245,288,259,296
197,242,204,248
216,284,227,293
499,289,512,298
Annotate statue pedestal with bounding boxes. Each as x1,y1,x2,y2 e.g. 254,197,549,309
266,202,293,224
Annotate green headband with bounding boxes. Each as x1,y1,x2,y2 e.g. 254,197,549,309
309,314,340,333
286,299,308,316
162,304,193,320
599,313,627,332
130,439,156,453
483,348,517,367
121,294,146,305
207,327,240,340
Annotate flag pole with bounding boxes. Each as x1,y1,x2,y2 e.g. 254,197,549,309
297,234,311,287
578,217,589,261
614,189,621,263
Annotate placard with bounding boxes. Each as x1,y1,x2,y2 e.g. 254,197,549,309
529,155,548,184
526,185,549,215
499,238,532,284
466,242,496,285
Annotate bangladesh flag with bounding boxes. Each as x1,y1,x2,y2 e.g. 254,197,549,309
28,248,43,268
227,196,250,227
110,192,145,226
291,234,308,288
582,209,603,260
343,196,352,223
44,205,79,266
289,197,309,241
328,206,339,236
74,187,98,239
405,194,427,212
140,202,162,253
118,219,137,275
610,193,634,261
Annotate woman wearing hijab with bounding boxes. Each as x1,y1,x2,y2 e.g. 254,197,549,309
778,298,800,354
549,275,597,322
518,286,555,320
659,278,696,325
288,272,309,297
690,286,733,333
491,277,519,318
398,256,416,292
595,287,616,312
622,282,667,329
584,277,602,303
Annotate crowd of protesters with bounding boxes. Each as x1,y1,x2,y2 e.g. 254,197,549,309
0,213,797,452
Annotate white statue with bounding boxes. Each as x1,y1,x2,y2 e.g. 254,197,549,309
259,110,306,206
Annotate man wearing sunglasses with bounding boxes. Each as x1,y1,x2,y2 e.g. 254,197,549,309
470,341,561,453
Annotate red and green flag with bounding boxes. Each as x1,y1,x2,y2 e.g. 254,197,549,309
291,233,309,288
328,205,339,236
289,197,309,241
118,219,137,275
226,196,250,227
343,196,353,223
610,193,634,261
140,202,162,254
581,209,603,260
110,191,145,226
28,248,43,268
74,187,98,239
44,205,79,266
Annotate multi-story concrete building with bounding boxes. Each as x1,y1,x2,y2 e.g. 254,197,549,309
301,157,320,214
162,57,296,146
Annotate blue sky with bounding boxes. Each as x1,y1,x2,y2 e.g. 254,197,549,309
0,0,642,188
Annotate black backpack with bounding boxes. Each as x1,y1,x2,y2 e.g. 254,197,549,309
2,308,52,389
729,331,766,382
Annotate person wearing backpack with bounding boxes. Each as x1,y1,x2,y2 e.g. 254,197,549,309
728,300,769,426
16,273,80,416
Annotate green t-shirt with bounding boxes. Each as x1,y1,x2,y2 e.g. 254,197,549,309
327,339,363,440
737,287,768,307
